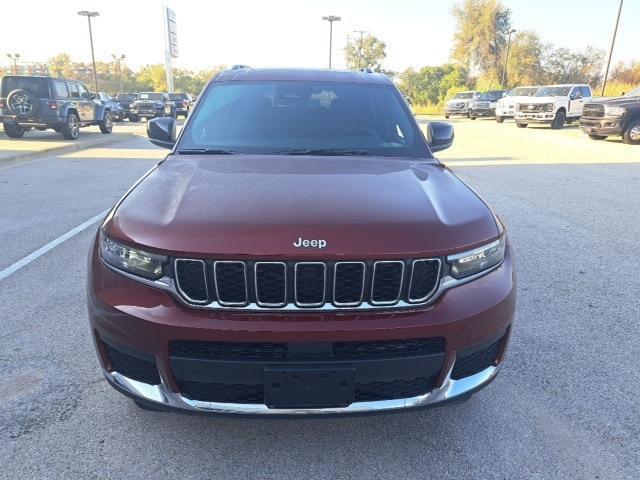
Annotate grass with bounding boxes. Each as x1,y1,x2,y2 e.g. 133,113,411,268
411,104,442,115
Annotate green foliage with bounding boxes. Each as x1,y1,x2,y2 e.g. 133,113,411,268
610,61,640,85
504,30,545,87
397,64,469,106
344,35,387,71
451,0,512,77
541,46,605,85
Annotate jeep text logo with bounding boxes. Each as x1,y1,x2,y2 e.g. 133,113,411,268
293,237,327,249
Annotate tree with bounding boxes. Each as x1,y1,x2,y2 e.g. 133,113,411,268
610,60,640,84
344,35,387,72
136,64,168,92
504,30,546,87
397,64,469,105
451,0,512,77
541,46,605,85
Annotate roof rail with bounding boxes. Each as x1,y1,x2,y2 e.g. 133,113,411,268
360,68,373,73
231,64,251,70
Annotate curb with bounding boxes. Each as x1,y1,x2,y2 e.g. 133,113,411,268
0,132,136,164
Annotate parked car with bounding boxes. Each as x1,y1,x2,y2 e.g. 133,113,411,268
495,86,540,123
0,75,113,139
514,84,592,129
129,92,174,122
580,86,640,144
89,68,516,415
468,90,507,120
97,92,125,122
169,93,192,118
444,91,480,118
115,93,137,120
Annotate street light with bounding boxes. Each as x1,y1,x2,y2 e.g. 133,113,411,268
6,53,20,74
77,10,100,95
322,15,341,69
501,29,516,88
111,54,126,93
601,0,624,96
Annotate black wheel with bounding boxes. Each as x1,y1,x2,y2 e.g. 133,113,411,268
129,114,138,122
622,119,640,145
444,114,450,119
588,134,607,141
3,122,25,138
133,400,161,412
470,116,476,120
516,123,528,128
61,113,80,140
6,89,39,118
99,111,113,134
496,116,504,123
551,109,566,129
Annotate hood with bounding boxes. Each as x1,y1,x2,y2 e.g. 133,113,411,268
521,96,567,104
588,96,640,106
499,95,534,104
105,156,499,258
446,98,472,105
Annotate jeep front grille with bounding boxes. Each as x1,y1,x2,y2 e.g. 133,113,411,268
173,258,441,311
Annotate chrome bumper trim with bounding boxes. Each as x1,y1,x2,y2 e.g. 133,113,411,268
105,363,500,415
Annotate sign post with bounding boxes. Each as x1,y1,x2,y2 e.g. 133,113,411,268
163,6,178,93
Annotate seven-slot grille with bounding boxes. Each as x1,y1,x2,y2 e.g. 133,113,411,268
582,103,605,118
517,103,545,112
173,258,441,310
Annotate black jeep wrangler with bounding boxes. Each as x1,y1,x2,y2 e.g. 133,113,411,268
580,86,640,144
0,75,114,139
129,92,174,122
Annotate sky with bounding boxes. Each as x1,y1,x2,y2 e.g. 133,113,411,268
2,0,638,73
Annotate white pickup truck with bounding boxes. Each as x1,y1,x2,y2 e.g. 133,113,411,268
495,86,540,123
514,84,592,129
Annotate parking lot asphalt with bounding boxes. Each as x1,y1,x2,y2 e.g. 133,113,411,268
1,119,639,479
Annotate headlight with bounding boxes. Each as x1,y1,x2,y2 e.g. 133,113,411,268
129,103,134,108
544,103,554,112
447,236,506,279
604,105,626,116
100,233,167,280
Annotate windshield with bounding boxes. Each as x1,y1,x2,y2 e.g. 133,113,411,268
535,86,571,97
624,86,640,97
477,91,504,101
179,81,428,158
1,76,50,98
508,87,539,97
138,92,163,101
169,93,189,100
453,92,474,99
116,93,137,101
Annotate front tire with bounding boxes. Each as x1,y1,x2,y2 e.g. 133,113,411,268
588,134,607,141
496,116,504,123
516,122,528,128
99,111,113,134
622,119,640,145
470,116,477,120
444,114,450,119
3,122,25,138
551,110,566,129
61,113,80,140
129,114,138,122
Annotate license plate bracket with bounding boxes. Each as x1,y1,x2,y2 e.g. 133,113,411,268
264,365,355,409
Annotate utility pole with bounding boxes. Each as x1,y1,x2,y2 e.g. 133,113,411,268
6,53,20,74
501,29,516,88
111,54,126,93
601,0,624,96
352,30,368,69
77,11,100,94
322,16,341,69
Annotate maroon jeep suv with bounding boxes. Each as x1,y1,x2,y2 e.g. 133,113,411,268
88,68,516,415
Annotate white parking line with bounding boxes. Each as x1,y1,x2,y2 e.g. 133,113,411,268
0,209,109,281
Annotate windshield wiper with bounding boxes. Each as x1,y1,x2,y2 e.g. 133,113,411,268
274,148,369,156
177,148,242,155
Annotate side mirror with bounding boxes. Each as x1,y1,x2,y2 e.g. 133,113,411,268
147,116,176,149
89,92,96,100
426,121,454,153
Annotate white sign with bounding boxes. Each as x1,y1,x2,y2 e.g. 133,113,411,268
166,7,178,58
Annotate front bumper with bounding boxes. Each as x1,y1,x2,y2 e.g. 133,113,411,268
470,108,496,117
580,117,625,136
88,237,516,415
495,107,515,117
444,108,469,116
130,109,161,117
514,112,555,123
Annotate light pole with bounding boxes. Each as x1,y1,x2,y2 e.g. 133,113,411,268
77,10,100,94
601,0,624,96
322,15,341,69
501,29,516,88
6,53,20,74
111,54,126,93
